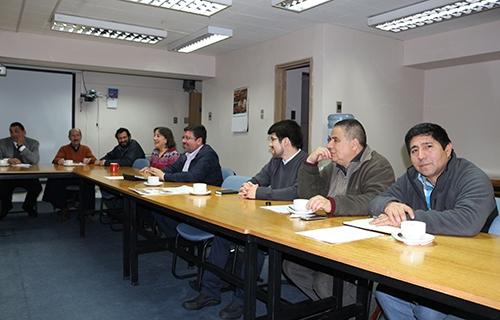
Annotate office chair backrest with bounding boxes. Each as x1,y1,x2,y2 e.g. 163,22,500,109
221,167,235,181
132,158,149,169
222,175,251,190
489,198,500,235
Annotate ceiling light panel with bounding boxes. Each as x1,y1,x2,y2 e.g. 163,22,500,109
121,0,232,16
52,13,167,44
368,0,500,33
168,26,233,53
271,0,334,12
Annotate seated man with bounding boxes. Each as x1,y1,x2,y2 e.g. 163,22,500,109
182,120,307,320
95,127,145,167
0,122,42,218
144,125,223,237
283,119,395,303
369,123,497,320
43,128,96,220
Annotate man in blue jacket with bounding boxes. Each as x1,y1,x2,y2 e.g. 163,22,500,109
145,125,222,237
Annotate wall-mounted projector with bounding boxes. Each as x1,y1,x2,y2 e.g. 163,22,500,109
81,89,97,102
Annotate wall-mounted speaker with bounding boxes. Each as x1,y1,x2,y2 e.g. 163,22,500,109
183,80,196,92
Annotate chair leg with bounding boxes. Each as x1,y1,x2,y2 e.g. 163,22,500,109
171,235,198,279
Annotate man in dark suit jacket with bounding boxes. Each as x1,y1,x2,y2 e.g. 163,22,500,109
0,122,42,218
144,124,223,236
145,124,223,186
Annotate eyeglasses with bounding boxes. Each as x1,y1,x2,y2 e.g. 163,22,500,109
327,136,338,143
182,135,196,141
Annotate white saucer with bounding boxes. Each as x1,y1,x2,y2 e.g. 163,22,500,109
0,163,10,167
63,163,77,167
190,190,211,196
288,206,314,215
392,232,435,246
144,181,163,187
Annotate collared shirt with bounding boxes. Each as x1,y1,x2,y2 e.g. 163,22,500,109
13,141,26,152
182,144,203,172
417,173,434,210
282,149,302,165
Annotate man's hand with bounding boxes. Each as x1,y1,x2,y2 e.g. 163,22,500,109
57,159,65,165
143,167,165,181
306,147,331,164
15,136,25,146
8,158,21,165
371,202,415,227
307,195,331,213
239,182,258,199
83,157,92,164
95,159,106,166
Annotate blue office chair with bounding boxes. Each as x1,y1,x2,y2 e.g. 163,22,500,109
171,175,251,289
488,198,500,235
221,167,235,181
132,158,149,169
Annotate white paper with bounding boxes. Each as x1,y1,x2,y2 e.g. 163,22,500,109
13,163,31,168
297,226,383,244
129,185,193,196
343,218,400,235
260,205,290,214
104,176,124,180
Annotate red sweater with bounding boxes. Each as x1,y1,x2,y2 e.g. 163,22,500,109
52,144,96,164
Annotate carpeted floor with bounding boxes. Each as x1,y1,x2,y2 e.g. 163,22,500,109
0,202,307,320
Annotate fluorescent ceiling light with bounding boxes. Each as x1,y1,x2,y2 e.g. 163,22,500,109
368,0,500,33
51,13,167,44
271,0,333,12
121,0,231,16
168,26,232,53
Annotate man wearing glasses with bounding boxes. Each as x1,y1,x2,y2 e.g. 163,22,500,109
283,119,395,307
145,124,222,186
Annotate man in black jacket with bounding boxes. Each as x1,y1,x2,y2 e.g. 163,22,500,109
95,127,145,166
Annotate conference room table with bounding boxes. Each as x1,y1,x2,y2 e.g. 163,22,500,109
2,165,499,319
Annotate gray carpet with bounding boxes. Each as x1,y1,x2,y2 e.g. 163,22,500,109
0,202,306,320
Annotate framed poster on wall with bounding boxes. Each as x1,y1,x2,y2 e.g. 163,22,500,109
231,87,248,133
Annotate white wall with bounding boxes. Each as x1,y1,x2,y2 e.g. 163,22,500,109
423,60,500,176
74,72,189,158
203,24,423,176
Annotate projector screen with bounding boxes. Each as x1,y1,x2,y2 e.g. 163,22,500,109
0,67,74,164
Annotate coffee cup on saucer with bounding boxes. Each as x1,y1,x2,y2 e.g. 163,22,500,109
0,158,9,166
147,176,160,185
193,183,207,194
400,221,426,241
64,159,73,166
293,199,309,212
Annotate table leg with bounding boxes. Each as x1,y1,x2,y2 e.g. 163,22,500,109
129,198,139,286
267,247,282,320
123,197,130,280
243,237,257,320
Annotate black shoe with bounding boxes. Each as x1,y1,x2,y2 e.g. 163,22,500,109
23,204,37,218
188,279,201,292
219,300,243,320
0,203,13,220
182,292,220,310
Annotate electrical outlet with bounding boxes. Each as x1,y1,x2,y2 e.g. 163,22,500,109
260,109,264,119
173,117,178,124
208,112,212,121
336,101,342,113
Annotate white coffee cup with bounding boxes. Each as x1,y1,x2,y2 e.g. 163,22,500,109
293,199,309,212
64,159,73,165
0,158,8,165
400,221,426,241
193,183,207,194
147,176,160,185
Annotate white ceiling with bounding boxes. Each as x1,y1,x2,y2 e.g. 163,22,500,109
1,0,500,55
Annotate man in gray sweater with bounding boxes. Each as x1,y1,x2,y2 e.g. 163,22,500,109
0,122,42,218
369,122,497,320
283,118,395,303
182,120,307,320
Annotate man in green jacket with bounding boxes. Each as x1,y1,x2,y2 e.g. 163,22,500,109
283,118,395,302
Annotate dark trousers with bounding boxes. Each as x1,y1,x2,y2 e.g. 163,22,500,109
42,178,83,210
0,179,42,212
202,236,265,305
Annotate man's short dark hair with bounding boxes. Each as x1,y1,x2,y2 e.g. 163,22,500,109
154,126,176,149
184,125,207,144
9,122,25,132
268,120,303,149
334,119,367,147
115,127,131,139
404,123,451,154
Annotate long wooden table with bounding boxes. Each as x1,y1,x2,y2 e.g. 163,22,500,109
2,165,499,319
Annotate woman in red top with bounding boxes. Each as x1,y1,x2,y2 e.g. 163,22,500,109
149,127,179,170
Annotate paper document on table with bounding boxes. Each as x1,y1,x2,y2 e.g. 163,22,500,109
297,226,383,244
261,205,290,214
343,218,400,235
129,185,193,196
13,164,31,168
105,176,124,180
